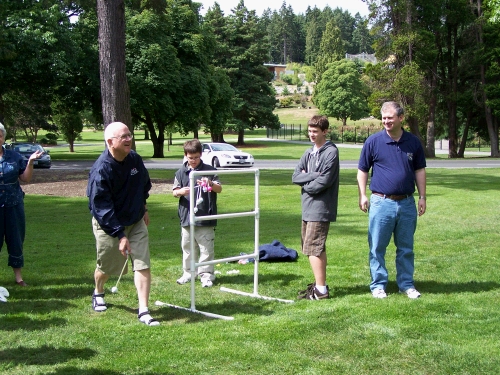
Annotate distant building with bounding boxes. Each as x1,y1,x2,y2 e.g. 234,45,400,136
264,63,287,80
345,53,377,64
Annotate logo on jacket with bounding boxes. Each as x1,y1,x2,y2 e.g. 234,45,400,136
131,168,138,176
407,153,413,161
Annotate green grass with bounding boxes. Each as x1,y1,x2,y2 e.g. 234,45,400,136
1,168,499,374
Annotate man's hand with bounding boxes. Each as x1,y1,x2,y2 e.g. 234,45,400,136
359,195,369,213
118,237,131,257
418,198,426,216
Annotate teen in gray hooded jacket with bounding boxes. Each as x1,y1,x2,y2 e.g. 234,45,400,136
292,115,339,300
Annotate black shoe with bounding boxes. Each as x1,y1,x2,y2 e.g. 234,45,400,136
297,282,315,296
297,285,330,300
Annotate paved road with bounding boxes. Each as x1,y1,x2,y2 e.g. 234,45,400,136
51,158,500,170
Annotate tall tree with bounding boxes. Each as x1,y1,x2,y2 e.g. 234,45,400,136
207,0,279,145
473,0,499,156
352,14,375,54
126,5,180,157
0,1,89,141
315,20,345,82
96,0,133,135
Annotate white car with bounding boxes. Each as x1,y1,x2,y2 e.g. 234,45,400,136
201,143,254,168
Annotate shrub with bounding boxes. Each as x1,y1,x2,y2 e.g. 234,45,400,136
280,73,294,85
40,132,58,145
279,97,294,108
329,127,341,141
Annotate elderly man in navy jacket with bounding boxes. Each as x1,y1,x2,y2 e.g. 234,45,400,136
87,122,159,326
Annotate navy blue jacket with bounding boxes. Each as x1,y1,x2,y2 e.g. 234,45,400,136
87,149,151,239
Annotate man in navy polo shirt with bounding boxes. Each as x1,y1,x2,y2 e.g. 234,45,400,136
357,102,427,299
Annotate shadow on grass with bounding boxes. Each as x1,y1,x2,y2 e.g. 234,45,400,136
427,171,500,192
2,300,74,314
331,284,370,297
385,280,500,295
0,345,96,366
216,271,301,287
2,277,94,304
0,316,67,331
50,368,126,375
152,298,277,322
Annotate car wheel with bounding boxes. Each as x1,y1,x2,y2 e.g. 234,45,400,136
212,157,220,168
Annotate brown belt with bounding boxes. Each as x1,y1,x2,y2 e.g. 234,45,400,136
372,192,412,201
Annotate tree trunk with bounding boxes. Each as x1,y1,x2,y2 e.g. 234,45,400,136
96,0,133,145
446,24,459,158
425,63,438,158
142,111,164,158
475,0,500,156
237,128,245,145
447,101,458,158
211,133,226,142
458,110,472,158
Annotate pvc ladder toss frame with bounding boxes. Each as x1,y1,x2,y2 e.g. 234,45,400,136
155,168,294,320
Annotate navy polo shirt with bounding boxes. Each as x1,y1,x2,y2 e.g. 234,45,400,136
358,130,426,196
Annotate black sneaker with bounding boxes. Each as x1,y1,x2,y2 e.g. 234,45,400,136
297,285,330,300
297,282,315,296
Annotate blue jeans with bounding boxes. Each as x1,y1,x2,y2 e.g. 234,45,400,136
0,202,26,269
368,194,417,292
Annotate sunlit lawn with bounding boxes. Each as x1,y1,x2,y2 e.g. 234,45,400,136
1,168,499,374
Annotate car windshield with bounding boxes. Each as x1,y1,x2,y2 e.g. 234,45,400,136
14,144,44,153
211,144,238,152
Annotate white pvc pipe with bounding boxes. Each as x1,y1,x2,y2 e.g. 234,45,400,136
157,168,292,321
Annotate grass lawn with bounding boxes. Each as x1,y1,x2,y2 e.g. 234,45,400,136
1,168,499,374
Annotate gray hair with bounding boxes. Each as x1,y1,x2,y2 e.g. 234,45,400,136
0,123,6,138
381,101,404,117
104,122,127,141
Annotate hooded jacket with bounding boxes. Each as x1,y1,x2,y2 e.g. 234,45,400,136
173,160,219,227
292,141,339,222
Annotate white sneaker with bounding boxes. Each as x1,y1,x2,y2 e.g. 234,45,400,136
371,289,387,299
201,278,213,288
176,274,191,285
400,288,421,299
0,286,9,298
0,294,6,303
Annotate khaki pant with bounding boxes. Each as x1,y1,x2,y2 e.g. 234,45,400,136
93,217,150,275
181,226,215,280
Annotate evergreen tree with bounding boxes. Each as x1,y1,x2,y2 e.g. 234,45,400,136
304,6,323,66
352,14,374,54
208,1,279,144
315,20,345,82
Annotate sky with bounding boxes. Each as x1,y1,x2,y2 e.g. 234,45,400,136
198,0,370,17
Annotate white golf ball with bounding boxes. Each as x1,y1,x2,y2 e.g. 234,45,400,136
111,286,118,293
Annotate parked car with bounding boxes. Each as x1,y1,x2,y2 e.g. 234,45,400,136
7,143,51,168
200,143,254,168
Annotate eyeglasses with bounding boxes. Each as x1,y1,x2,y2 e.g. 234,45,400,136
186,156,201,161
111,133,134,141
